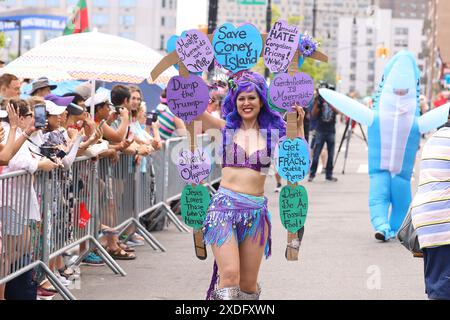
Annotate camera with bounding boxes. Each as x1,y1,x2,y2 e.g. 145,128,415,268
146,111,158,126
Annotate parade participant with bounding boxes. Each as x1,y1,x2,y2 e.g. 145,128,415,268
319,50,450,242
198,71,305,300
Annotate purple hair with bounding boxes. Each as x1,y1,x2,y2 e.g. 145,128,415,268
221,71,286,155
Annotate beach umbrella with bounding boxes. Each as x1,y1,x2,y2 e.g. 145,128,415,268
7,31,177,84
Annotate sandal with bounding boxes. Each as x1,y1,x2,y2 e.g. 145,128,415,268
285,227,305,261
39,278,58,293
193,230,207,260
106,248,136,260
117,241,135,253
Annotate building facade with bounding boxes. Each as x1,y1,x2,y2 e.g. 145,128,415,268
0,0,177,60
216,0,372,67
337,8,425,97
425,0,450,99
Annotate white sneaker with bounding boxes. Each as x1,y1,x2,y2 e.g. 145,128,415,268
54,272,73,287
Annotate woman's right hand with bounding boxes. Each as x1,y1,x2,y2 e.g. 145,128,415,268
39,158,61,171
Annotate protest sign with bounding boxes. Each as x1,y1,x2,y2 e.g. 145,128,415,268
264,20,300,73
181,185,211,230
177,147,212,185
176,30,214,73
166,74,209,124
269,72,314,111
212,23,262,73
279,185,308,233
275,137,310,184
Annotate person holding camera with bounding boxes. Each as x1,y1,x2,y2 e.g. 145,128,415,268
0,99,62,300
308,83,339,182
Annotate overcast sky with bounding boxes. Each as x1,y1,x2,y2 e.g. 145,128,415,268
176,0,208,34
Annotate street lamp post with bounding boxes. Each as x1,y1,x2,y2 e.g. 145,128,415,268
312,0,317,37
264,0,272,81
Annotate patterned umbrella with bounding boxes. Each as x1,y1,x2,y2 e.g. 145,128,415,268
6,31,177,84
0,65,74,82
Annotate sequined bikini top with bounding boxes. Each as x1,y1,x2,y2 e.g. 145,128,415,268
222,140,272,172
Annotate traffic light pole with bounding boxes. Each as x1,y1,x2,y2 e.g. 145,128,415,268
264,0,272,81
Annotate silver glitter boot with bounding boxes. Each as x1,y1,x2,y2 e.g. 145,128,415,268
239,283,261,300
211,286,240,300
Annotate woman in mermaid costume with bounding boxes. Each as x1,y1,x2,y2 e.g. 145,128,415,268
197,71,305,300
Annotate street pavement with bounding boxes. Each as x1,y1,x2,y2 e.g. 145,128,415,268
72,122,427,300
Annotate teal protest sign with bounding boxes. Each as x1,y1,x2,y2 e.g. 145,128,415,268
181,185,210,230
212,23,262,73
279,185,308,233
274,137,310,184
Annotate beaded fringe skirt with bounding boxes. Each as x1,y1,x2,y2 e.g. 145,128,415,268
203,186,272,300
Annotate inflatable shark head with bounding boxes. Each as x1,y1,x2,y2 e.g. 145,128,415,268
374,50,420,115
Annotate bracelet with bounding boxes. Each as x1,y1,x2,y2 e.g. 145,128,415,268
22,131,31,139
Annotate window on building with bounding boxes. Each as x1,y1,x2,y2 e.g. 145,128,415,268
161,17,165,26
46,0,59,7
160,35,165,50
119,15,135,27
162,0,166,8
395,27,408,35
119,0,136,7
350,74,356,81
92,14,108,25
93,0,108,7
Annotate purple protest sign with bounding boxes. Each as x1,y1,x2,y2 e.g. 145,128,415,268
167,75,209,124
269,72,314,112
176,30,214,73
264,20,300,73
177,148,212,185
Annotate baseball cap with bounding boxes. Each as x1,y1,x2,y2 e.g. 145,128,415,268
45,100,67,115
85,91,113,107
44,94,74,107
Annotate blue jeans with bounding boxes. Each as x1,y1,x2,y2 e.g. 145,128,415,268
309,130,335,179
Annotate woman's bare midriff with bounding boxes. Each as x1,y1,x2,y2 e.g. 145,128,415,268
220,167,266,197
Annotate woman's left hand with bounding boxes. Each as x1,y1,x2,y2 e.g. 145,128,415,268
6,103,19,129
294,104,305,127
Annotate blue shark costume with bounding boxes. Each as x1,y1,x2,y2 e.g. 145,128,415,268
319,51,450,241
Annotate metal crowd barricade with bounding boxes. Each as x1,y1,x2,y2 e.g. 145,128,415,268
0,170,76,300
97,155,166,252
0,135,222,300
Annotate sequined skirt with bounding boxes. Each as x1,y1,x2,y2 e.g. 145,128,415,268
203,186,272,300
203,186,272,257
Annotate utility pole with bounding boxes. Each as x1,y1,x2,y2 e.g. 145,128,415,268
208,0,218,34
264,0,272,81
312,0,317,37
17,20,22,57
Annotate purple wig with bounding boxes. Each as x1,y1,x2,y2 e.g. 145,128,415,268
221,71,286,155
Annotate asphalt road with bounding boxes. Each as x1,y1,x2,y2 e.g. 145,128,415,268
72,122,427,300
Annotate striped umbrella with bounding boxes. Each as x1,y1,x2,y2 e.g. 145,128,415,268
6,31,177,84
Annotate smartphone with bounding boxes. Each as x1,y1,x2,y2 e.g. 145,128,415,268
145,111,158,126
34,104,46,129
126,126,133,142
